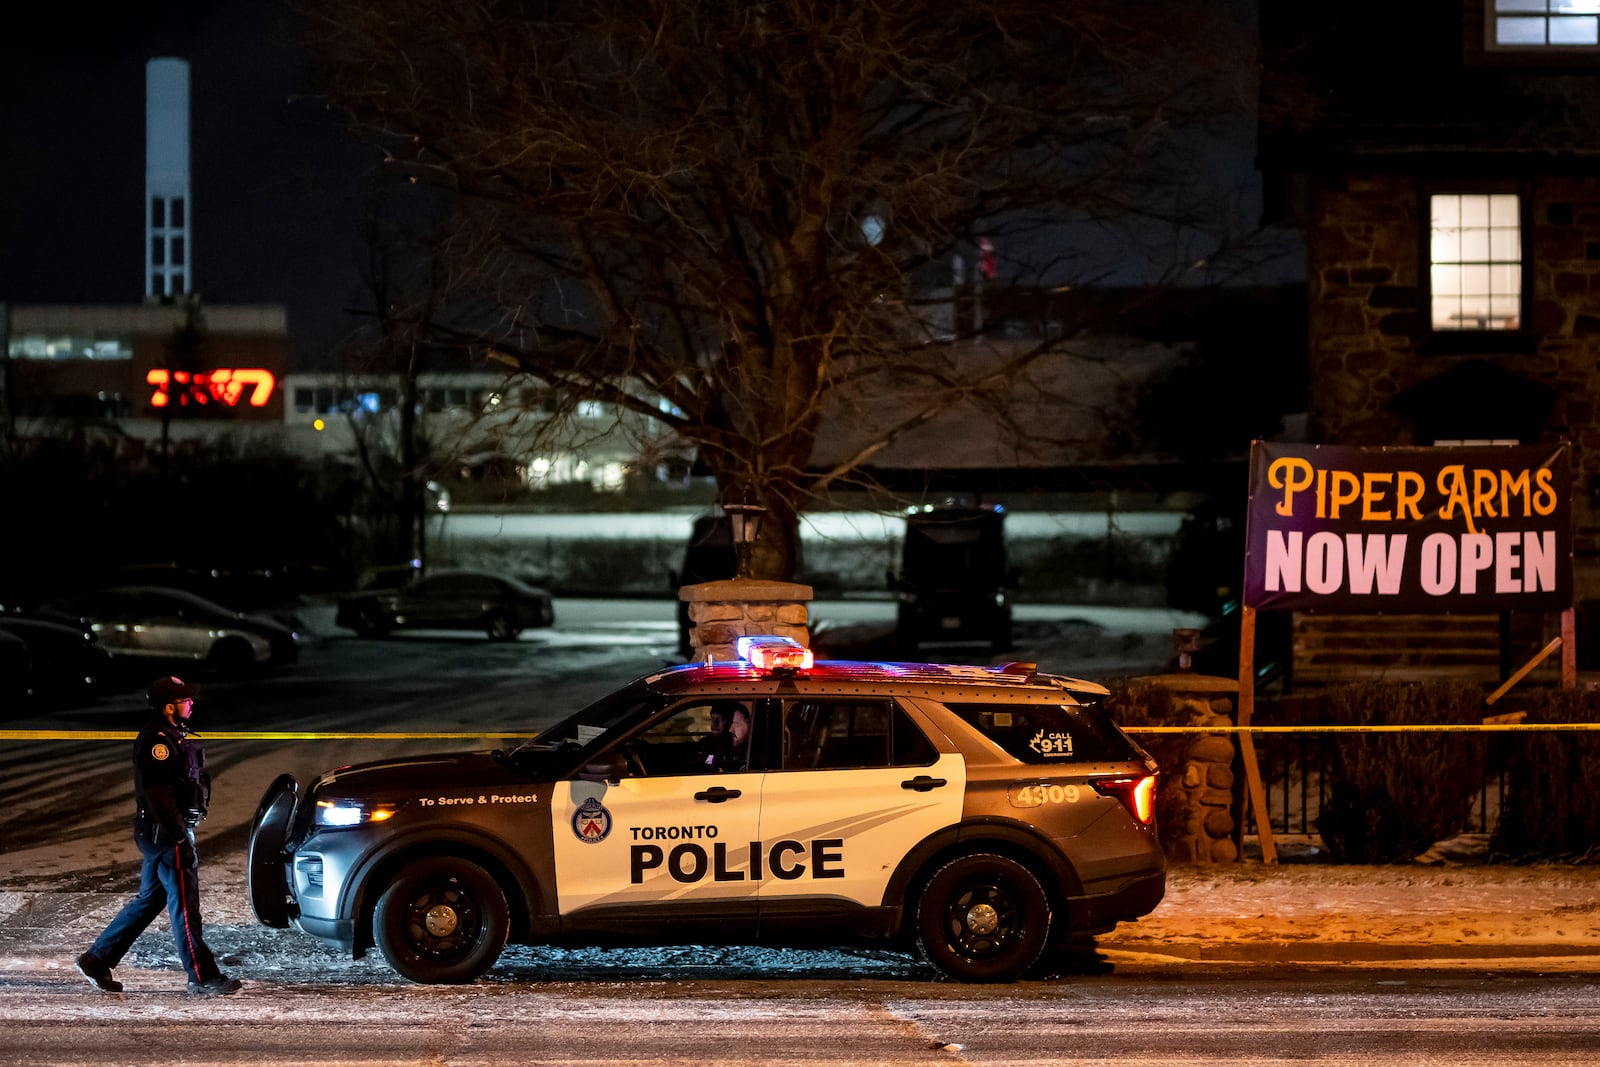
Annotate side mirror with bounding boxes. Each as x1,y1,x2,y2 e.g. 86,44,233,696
578,750,628,784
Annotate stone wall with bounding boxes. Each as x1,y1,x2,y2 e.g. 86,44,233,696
1307,172,1600,596
1135,674,1241,864
680,579,812,661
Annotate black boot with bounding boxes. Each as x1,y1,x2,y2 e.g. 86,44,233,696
75,952,123,993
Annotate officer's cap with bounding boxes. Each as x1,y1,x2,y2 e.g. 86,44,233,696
147,675,197,708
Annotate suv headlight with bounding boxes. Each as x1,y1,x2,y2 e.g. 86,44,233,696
313,799,396,827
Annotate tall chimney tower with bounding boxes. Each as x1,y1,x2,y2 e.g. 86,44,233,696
145,58,191,302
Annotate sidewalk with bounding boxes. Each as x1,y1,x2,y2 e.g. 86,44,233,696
1100,860,1600,969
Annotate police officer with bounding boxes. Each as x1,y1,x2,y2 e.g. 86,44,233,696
75,676,242,996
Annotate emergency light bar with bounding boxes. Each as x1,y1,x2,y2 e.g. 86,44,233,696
736,635,814,672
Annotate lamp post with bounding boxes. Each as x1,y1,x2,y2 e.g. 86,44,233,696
722,502,768,579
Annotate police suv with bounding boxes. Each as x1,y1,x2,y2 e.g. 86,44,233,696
248,636,1165,984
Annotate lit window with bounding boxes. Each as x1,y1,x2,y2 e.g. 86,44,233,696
1493,1,1600,48
1429,193,1522,331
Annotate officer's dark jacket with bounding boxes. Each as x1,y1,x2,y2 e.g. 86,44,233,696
132,714,211,841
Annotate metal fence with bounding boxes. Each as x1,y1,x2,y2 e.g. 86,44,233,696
1241,732,1509,840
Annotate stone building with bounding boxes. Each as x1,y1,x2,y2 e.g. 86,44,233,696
1259,1,1600,603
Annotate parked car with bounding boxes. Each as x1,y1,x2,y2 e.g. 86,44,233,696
44,585,300,674
335,569,556,641
248,635,1164,985
0,609,116,707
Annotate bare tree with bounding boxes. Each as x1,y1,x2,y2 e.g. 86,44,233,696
297,0,1256,579
156,295,214,464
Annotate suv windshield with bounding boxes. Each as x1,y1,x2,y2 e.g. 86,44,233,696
942,701,1139,764
510,679,665,760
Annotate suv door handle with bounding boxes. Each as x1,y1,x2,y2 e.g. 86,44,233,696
694,786,742,803
901,776,947,792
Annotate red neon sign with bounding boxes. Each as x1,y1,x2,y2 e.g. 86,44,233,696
146,368,276,408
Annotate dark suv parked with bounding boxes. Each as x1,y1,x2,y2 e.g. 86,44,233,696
890,505,1019,652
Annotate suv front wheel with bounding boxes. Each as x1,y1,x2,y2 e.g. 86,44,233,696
373,856,510,983
914,853,1051,982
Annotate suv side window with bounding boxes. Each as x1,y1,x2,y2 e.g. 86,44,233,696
781,699,938,770
622,699,758,777
941,701,1138,763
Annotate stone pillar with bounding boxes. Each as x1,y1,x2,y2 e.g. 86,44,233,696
1134,673,1241,864
679,579,813,662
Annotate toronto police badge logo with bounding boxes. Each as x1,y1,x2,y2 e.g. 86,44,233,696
571,797,612,844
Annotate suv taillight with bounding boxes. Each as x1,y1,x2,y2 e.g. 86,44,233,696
1091,774,1157,826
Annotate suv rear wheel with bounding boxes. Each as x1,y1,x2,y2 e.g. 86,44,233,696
914,853,1051,982
373,856,509,983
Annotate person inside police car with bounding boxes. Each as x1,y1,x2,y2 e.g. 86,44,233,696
695,703,733,769
718,704,752,773
75,676,242,997
696,702,751,772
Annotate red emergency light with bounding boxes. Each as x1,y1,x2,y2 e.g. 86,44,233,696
736,635,814,673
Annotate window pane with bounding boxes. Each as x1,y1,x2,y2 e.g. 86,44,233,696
1430,193,1521,332
172,237,185,266
1497,17,1547,43
1497,0,1548,12
1489,229,1521,260
1490,296,1522,326
172,198,185,227
1491,264,1522,296
151,273,164,296
150,237,165,266
172,273,184,294
151,197,165,228
1554,2,1600,14
1432,227,1461,262
942,701,1139,764
1551,15,1599,42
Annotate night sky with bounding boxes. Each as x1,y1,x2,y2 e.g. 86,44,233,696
2,2,1292,369
0,1,375,365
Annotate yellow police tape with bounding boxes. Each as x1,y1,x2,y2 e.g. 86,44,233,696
8,724,1600,741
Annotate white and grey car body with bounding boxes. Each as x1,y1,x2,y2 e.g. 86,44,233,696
249,647,1164,984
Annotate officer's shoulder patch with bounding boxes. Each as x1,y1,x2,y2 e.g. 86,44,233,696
150,742,171,761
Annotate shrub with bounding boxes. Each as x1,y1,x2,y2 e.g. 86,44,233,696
1314,681,1490,863
1490,688,1600,862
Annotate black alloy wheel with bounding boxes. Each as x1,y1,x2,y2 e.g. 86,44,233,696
373,857,510,984
914,852,1051,982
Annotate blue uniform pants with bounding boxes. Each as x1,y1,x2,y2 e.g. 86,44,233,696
86,815,220,984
